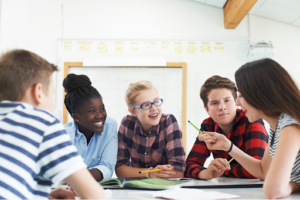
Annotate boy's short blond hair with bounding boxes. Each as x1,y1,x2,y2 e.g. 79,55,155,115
125,80,157,108
0,49,58,101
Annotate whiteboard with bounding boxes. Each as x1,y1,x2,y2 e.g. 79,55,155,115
68,67,183,130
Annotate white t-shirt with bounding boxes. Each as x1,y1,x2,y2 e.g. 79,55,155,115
269,113,300,186
0,101,86,199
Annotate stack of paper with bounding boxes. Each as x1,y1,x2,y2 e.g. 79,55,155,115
129,187,240,199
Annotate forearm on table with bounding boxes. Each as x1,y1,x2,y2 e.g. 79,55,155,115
185,161,206,179
115,165,149,178
169,170,184,178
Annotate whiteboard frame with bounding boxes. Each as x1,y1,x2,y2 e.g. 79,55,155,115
63,62,187,150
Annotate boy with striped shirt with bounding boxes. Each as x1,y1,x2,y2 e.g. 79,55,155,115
0,50,104,199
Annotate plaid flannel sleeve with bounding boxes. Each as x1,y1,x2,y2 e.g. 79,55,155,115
165,115,186,172
223,119,268,178
116,117,131,168
185,122,211,179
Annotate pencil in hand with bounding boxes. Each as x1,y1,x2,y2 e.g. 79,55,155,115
219,158,235,171
188,120,204,134
139,168,165,174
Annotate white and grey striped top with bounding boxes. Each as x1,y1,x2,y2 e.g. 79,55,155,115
269,113,300,185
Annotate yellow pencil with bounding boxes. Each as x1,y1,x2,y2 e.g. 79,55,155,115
139,169,165,174
219,158,235,171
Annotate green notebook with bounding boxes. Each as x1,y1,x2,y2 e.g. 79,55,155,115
99,177,186,190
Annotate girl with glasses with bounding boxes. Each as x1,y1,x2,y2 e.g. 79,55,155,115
115,80,186,178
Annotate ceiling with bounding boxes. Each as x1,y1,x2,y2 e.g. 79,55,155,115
191,0,300,27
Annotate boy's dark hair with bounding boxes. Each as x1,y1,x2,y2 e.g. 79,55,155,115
63,73,102,115
0,49,58,101
200,75,237,107
235,58,300,122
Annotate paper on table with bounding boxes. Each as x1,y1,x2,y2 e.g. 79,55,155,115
74,190,112,200
129,186,240,200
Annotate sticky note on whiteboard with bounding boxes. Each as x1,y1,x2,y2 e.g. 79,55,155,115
215,46,224,50
174,45,182,53
64,44,72,50
115,46,123,52
79,44,90,51
98,45,108,53
201,45,211,52
187,46,197,53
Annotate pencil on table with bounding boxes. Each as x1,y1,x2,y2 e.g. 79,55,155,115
139,169,165,174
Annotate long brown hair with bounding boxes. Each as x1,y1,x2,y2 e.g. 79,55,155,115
235,58,300,122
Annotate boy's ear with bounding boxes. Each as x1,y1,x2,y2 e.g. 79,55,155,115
32,83,44,106
128,108,136,116
204,105,209,115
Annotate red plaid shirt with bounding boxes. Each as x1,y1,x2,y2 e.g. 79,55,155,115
116,114,186,172
185,109,268,179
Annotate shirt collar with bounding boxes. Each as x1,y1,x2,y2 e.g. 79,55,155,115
134,117,159,136
72,120,96,141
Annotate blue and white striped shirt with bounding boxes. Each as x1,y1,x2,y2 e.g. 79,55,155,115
0,101,86,200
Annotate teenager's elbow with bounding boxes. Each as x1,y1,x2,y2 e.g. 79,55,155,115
263,183,289,199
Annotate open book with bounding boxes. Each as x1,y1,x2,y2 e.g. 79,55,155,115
99,177,186,190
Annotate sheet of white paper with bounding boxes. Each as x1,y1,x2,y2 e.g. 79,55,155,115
129,187,240,200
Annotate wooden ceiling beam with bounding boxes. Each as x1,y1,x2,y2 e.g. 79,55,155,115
224,0,257,29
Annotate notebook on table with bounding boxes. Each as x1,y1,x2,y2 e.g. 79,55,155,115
99,177,186,190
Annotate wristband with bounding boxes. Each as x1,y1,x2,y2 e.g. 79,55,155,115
225,142,233,153
147,167,153,178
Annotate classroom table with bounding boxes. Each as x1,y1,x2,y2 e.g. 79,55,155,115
105,177,300,199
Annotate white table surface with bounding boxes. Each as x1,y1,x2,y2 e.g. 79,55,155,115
105,177,300,199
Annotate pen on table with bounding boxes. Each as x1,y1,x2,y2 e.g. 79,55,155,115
188,120,204,134
139,168,170,174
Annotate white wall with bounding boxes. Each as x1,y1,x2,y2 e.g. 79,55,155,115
1,0,300,157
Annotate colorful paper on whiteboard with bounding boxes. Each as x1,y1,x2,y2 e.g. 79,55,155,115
201,46,211,52
98,45,108,53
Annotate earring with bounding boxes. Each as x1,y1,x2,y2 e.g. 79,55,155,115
76,120,79,122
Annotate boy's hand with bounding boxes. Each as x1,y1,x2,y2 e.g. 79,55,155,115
150,164,175,178
200,158,231,180
203,132,232,152
67,183,79,197
49,188,75,199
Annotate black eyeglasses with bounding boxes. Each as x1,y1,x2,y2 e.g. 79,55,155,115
133,98,163,110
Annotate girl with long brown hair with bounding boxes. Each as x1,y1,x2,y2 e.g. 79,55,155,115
199,58,300,199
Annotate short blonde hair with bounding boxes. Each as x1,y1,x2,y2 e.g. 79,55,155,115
125,80,157,108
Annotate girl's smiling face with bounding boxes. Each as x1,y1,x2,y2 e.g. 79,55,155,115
72,97,107,134
129,88,162,133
